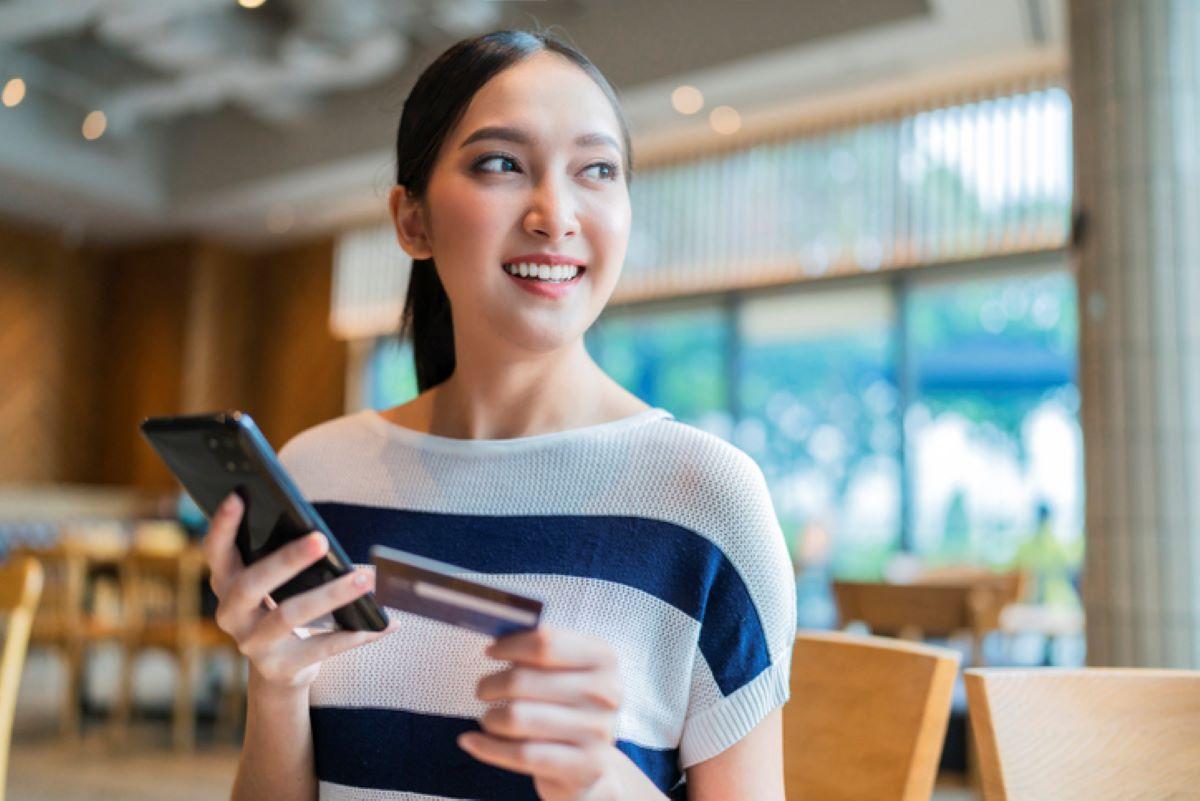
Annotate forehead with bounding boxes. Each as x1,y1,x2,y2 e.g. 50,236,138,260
451,51,623,148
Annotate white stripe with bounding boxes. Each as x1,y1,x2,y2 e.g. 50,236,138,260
319,780,470,801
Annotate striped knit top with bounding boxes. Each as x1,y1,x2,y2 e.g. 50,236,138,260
278,407,797,801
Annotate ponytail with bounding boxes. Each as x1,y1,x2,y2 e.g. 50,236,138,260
400,258,455,392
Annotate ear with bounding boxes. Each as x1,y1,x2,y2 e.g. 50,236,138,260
388,185,433,260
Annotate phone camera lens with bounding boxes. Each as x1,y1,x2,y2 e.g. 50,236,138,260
225,460,238,472
207,437,219,450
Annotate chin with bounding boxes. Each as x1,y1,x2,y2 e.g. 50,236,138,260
507,323,583,354
492,312,589,354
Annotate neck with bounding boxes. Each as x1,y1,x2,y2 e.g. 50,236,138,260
427,338,611,440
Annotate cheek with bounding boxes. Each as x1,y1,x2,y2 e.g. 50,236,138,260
425,178,515,296
583,194,631,278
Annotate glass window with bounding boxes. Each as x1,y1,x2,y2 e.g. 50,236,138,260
364,337,418,410
738,285,902,626
904,264,1083,606
589,303,731,432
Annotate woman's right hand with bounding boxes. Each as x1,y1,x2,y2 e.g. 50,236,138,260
202,492,396,694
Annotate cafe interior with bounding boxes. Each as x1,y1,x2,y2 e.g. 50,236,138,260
1,0,1197,799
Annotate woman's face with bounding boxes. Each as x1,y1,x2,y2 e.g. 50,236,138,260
397,51,631,358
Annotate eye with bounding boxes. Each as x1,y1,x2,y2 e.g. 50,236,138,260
473,154,521,175
582,161,620,182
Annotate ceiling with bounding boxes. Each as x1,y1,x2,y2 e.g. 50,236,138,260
0,0,1064,247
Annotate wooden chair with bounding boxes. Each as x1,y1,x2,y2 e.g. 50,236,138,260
784,630,961,801
114,545,243,751
12,541,126,738
966,668,1200,801
1,557,45,801
833,572,1023,665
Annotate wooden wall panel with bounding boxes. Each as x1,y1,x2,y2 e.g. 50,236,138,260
181,243,257,414
250,239,346,450
1,221,344,491
93,243,193,490
0,223,99,483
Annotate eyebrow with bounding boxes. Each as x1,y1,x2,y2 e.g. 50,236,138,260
459,125,621,154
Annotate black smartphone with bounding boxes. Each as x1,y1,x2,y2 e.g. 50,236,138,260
139,410,387,632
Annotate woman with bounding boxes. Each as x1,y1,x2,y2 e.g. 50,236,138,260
204,30,796,801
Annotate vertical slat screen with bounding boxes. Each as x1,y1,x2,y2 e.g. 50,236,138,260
617,80,1072,302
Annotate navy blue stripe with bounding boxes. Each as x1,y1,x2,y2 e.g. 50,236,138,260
311,706,682,798
313,502,772,696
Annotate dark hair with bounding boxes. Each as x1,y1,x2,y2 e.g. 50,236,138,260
395,29,633,392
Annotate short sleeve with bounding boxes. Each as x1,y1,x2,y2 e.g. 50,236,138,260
676,448,797,768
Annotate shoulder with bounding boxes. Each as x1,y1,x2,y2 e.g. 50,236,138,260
631,418,775,523
276,411,377,482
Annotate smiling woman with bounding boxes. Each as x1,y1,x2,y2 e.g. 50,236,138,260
206,29,795,801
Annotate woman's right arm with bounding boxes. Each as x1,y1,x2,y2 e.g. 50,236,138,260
201,493,396,801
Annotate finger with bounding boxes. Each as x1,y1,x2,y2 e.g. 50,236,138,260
275,619,400,674
243,568,377,650
457,733,601,785
225,531,329,612
201,493,245,589
479,700,615,746
476,666,621,711
486,626,617,670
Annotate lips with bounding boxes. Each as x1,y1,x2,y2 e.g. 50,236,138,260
501,261,585,299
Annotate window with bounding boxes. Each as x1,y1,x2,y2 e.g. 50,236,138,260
738,285,901,582
588,303,731,430
738,284,902,627
364,337,418,410
904,266,1082,599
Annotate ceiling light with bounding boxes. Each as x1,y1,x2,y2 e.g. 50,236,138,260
2,78,26,108
238,0,267,8
82,110,107,140
671,85,703,115
709,105,741,135
266,204,295,234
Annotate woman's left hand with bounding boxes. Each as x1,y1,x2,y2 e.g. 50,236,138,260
461,625,625,801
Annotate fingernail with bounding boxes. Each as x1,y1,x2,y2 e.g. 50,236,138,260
310,532,328,553
458,733,476,750
353,570,370,587
221,494,238,513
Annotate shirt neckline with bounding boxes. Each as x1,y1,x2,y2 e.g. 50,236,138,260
359,406,673,453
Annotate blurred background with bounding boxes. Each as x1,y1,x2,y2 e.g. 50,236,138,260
1,0,1196,799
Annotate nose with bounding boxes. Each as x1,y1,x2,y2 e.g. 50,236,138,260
523,176,579,241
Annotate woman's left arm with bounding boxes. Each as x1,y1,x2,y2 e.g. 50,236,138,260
684,708,786,801
463,625,668,801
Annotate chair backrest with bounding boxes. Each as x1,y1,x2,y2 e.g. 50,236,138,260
833,580,975,637
966,668,1200,801
120,545,206,635
8,544,86,642
834,574,1023,645
0,557,45,801
784,630,961,801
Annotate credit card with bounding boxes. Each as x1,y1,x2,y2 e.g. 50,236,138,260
369,544,543,638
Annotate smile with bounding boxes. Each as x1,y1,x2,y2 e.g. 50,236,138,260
502,262,584,283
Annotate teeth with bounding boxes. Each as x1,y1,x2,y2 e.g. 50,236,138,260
503,262,581,282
